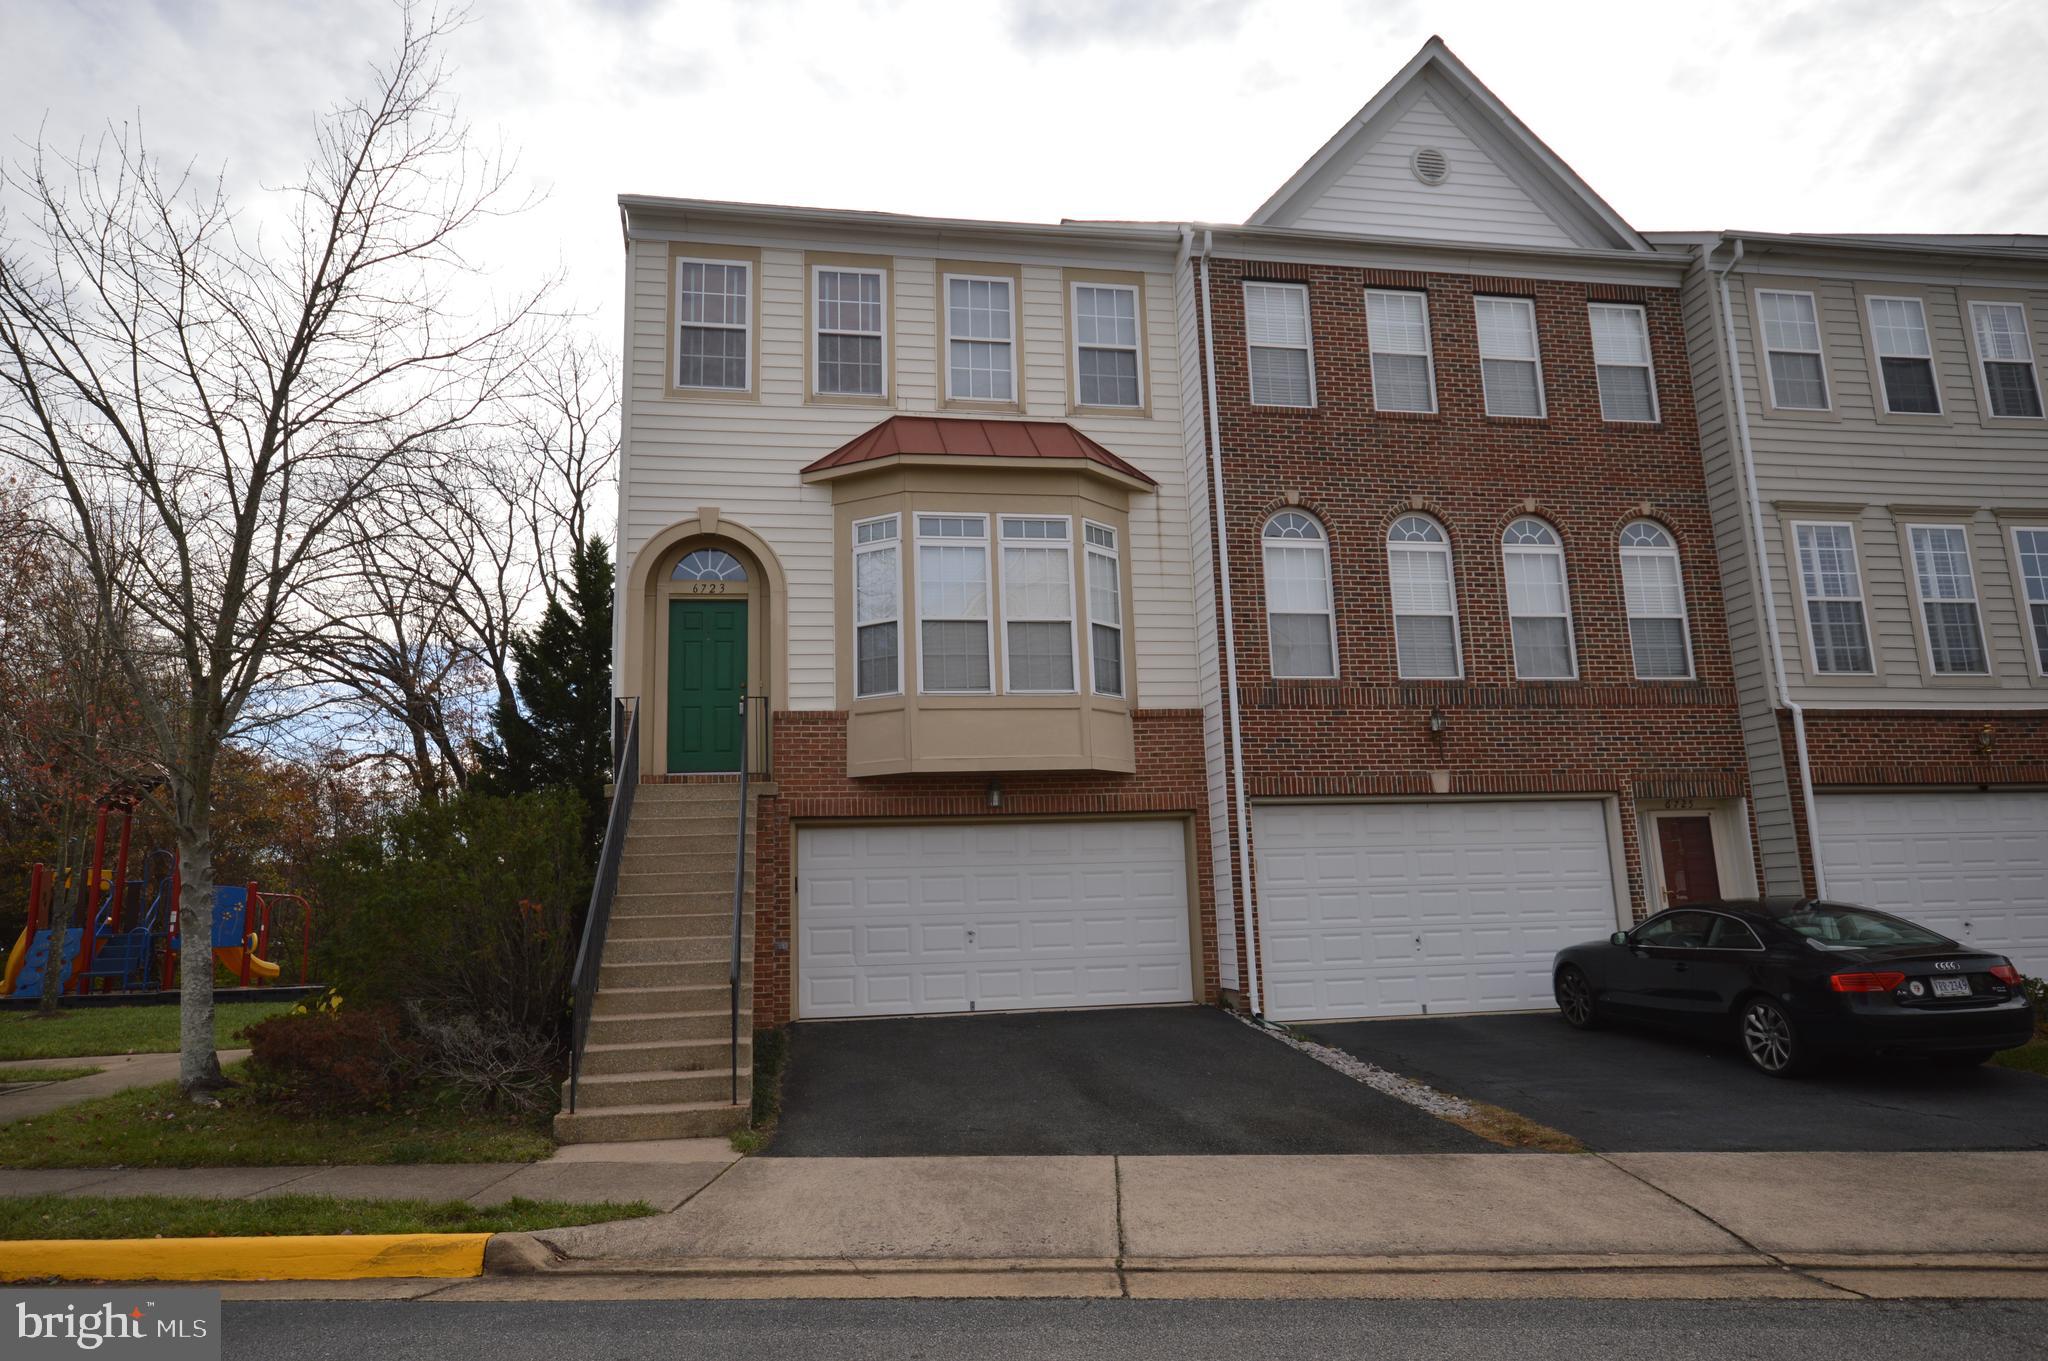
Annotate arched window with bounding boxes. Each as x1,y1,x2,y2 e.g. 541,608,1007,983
672,549,747,582
1262,511,1336,678
1387,515,1460,678
1619,521,1693,678
1501,517,1576,679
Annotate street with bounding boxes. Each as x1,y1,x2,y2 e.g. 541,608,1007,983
226,1297,2048,1360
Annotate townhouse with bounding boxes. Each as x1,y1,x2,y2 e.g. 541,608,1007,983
1182,42,1761,1022
1652,230,2048,974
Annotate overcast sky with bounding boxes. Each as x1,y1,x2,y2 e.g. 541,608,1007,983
8,0,2046,330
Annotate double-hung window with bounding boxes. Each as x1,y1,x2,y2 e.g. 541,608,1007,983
1970,302,2045,418
915,515,992,693
2013,527,2048,674
946,275,1015,402
852,517,901,698
1588,303,1658,422
1793,522,1872,673
1757,290,1829,410
999,517,1076,692
1084,522,1124,696
1619,521,1692,678
1073,284,1142,408
1387,515,1459,678
675,259,750,391
1908,525,1988,674
1868,296,1941,414
815,267,886,397
1262,511,1336,677
1365,290,1435,413
1501,518,1575,678
1243,283,1314,407
1475,297,1544,417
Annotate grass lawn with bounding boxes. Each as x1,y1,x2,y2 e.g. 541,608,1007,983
0,1002,293,1060
0,1194,652,1240
0,1068,554,1168
1992,1032,2048,1078
0,1066,103,1084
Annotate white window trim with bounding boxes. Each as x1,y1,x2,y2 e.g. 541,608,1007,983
913,513,994,695
1619,524,1695,680
1588,302,1660,424
943,272,1018,403
2010,523,2048,678
1083,519,1125,697
1866,294,1942,416
996,514,1078,695
1262,513,1339,679
1967,300,2046,422
1754,288,1831,412
675,256,751,392
1386,516,1462,680
1475,295,1547,419
1790,519,1874,676
1501,521,1577,680
851,514,903,699
1904,521,1991,677
1243,281,1317,408
813,264,889,398
1070,281,1144,410
1365,288,1437,415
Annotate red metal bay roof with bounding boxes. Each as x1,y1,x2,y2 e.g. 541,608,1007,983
801,415,1156,486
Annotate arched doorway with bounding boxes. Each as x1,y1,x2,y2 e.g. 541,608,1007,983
659,548,752,773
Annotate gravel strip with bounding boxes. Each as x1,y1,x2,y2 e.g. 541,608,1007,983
1235,1012,1475,1118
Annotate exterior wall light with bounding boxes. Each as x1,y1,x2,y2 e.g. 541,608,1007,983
1978,724,1994,753
987,780,1003,809
1428,707,1446,737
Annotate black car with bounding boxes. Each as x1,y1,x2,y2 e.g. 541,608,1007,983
1552,898,2035,1076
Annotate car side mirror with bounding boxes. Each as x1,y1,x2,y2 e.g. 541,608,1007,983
1610,931,1630,947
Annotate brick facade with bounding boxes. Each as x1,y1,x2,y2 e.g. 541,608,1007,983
746,708,1220,1026
1199,255,1760,942
1775,708,2048,895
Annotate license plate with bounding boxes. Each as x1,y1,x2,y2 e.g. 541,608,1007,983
1931,976,1972,999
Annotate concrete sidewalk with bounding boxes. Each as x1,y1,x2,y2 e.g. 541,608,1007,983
0,1138,740,1211
520,1149,2048,1276
0,1049,253,1124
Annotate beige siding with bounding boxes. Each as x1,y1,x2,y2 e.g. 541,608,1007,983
622,231,1198,712
1283,90,1579,249
1719,257,2048,709
1680,261,1803,894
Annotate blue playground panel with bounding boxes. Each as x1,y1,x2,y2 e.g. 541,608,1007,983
9,927,84,997
166,885,255,951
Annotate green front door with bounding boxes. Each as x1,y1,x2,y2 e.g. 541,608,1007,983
667,599,747,772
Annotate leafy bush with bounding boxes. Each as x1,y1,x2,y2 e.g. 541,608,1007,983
242,1007,416,1111
313,789,587,1042
405,1002,560,1115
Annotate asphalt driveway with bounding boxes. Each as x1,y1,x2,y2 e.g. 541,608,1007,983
1305,1012,2048,1153
766,1005,1495,1157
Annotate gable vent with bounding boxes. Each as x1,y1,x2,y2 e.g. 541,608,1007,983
1410,147,1450,186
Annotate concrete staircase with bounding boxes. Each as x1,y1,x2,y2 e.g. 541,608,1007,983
554,780,756,1144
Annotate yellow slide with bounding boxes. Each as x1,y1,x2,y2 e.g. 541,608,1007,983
214,946,281,981
2,926,28,995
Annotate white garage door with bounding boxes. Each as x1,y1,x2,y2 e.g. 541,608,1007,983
1254,800,1623,1021
797,820,1193,1019
1817,792,2048,975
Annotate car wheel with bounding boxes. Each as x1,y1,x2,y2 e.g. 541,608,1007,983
1929,1049,1998,1069
1738,996,1807,1077
1555,965,1601,1030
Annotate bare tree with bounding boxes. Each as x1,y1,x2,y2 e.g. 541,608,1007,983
0,7,543,1095
509,336,618,605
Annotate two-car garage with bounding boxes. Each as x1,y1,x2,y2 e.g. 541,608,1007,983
1253,800,1625,1022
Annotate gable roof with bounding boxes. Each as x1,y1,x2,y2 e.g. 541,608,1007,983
1248,37,1651,254
800,415,1157,487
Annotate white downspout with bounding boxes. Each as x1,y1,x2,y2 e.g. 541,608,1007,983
1710,237,1828,899
1194,228,1264,1015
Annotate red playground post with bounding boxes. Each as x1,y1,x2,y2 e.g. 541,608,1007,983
77,803,109,980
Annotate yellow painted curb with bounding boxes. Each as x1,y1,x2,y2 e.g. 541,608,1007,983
0,1233,491,1282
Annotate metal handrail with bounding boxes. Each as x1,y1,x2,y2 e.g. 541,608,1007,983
728,693,772,1104
567,697,639,1114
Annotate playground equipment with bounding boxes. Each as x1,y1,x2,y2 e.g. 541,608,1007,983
4,794,312,998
